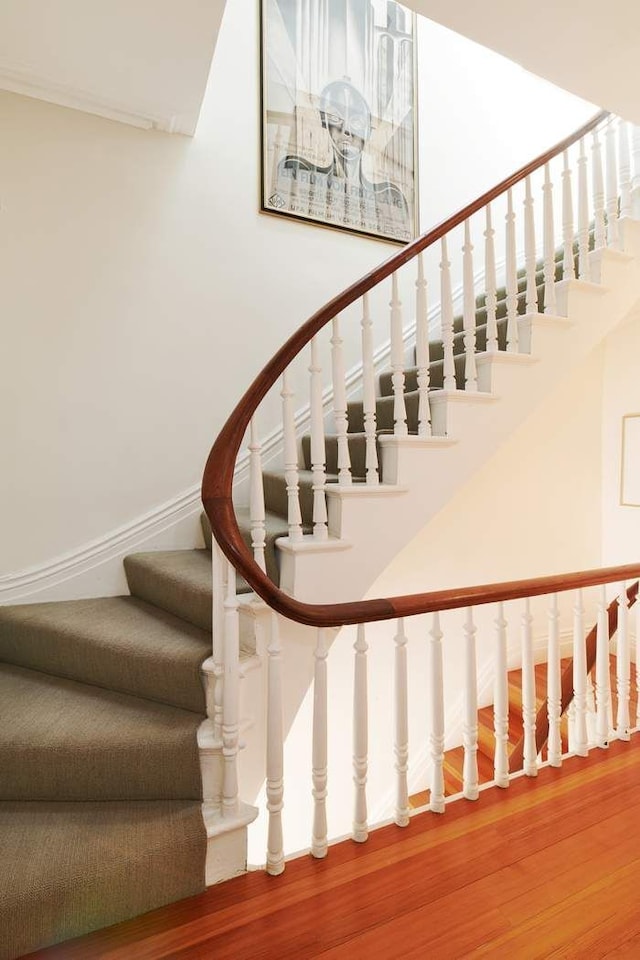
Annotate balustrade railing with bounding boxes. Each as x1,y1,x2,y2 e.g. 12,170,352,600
209,547,640,870
202,110,640,872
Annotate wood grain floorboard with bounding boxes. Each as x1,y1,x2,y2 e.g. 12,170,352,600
21,738,640,960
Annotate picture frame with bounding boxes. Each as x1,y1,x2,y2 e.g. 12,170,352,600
260,0,418,244
620,413,640,507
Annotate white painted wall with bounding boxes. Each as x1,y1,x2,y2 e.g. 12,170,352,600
0,1,592,580
415,18,594,229
602,308,640,566
0,0,226,134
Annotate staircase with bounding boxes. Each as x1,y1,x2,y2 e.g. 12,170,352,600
3,112,640,959
0,522,257,960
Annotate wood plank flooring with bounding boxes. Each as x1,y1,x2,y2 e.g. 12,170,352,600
21,738,640,960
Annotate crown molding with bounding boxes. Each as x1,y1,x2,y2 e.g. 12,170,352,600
0,58,194,134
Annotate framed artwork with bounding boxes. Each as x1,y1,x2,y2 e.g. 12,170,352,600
261,0,418,243
620,414,640,506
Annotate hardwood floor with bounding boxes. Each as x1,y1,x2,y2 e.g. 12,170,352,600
22,738,640,960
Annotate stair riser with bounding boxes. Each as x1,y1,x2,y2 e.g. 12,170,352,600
124,553,212,632
347,390,420,434
0,600,209,714
301,432,372,478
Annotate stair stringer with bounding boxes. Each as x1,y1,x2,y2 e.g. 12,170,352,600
276,223,640,607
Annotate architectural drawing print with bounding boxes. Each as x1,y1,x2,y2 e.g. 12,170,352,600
262,0,417,242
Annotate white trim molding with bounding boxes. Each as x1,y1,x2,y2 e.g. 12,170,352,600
0,486,204,604
0,58,192,134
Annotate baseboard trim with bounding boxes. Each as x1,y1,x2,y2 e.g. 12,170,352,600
0,484,204,603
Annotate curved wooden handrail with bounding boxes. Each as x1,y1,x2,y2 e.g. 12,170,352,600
202,108,610,627
510,580,640,772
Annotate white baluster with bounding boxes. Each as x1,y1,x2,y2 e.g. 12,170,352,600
415,253,432,437
567,699,577,753
311,627,328,858
462,607,479,800
547,593,562,767
390,272,408,436
619,120,632,221
331,316,352,485
462,220,478,389
572,588,588,757
524,176,538,315
595,583,612,748
353,623,369,841
636,586,640,728
585,672,597,748
562,150,575,280
577,138,590,281
493,601,509,787
592,128,606,250
266,612,285,874
361,293,379,485
429,611,446,812
394,618,410,826
440,236,456,390
484,204,498,352
309,335,328,540
281,371,303,541
521,597,537,777
605,121,620,249
505,188,519,351
616,582,631,741
542,163,557,315
222,558,240,817
631,126,640,220
249,417,267,572
211,541,226,742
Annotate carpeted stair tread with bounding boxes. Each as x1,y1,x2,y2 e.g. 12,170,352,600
262,469,340,525
301,432,377,479
382,322,511,397
0,663,203,801
0,799,206,960
124,549,252,632
347,389,421,435
0,596,210,713
235,507,291,585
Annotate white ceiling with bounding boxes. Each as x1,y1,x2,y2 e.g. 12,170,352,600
403,0,640,125
0,0,638,136
0,0,226,135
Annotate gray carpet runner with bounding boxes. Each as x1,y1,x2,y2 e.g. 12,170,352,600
0,801,206,960
0,542,227,958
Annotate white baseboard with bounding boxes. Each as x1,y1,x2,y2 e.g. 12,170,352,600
0,485,205,604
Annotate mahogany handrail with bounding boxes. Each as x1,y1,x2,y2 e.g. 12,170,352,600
509,580,640,771
202,109,610,628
